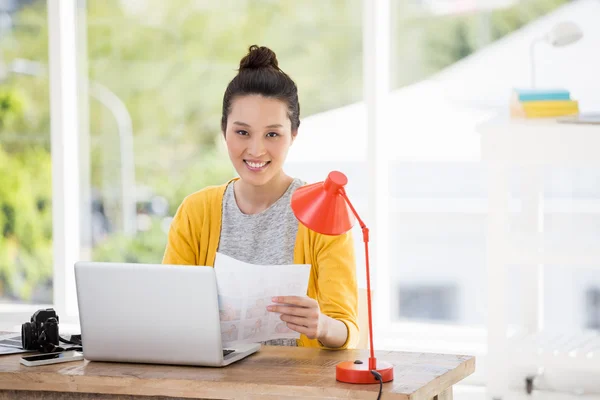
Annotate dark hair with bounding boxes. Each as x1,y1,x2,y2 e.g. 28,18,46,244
221,45,300,134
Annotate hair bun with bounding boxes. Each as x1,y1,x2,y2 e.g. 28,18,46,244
239,45,279,70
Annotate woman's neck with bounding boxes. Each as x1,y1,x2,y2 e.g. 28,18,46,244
233,172,294,215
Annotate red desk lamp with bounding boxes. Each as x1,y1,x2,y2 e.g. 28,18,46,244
291,171,394,384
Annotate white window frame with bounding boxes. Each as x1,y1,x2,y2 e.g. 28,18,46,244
365,0,391,333
48,0,81,322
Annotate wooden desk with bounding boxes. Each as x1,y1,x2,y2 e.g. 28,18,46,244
0,345,474,399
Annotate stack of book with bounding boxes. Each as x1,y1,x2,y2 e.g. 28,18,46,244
510,88,579,118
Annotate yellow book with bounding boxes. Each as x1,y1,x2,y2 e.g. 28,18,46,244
523,109,579,118
522,100,579,111
511,100,579,118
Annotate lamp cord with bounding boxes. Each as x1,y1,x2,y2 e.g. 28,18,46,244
370,370,383,400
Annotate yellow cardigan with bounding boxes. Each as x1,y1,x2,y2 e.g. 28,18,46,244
162,181,359,350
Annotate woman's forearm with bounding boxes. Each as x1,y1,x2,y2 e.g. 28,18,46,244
319,315,349,349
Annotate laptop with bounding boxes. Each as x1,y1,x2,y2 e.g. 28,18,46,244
74,261,260,367
557,113,600,125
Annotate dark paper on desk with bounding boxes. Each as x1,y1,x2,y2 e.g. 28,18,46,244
0,334,33,355
0,334,80,355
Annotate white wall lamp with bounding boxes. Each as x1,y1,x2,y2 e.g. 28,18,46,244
530,21,583,88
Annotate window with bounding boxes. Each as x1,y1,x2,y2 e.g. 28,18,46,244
0,0,51,307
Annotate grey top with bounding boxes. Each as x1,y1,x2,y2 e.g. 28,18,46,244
217,177,304,347
218,178,304,265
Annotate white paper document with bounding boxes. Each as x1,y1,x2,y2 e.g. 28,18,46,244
214,252,311,346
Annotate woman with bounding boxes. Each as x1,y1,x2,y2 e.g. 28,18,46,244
162,45,358,350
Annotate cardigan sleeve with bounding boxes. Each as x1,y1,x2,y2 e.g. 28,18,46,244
162,199,198,265
314,230,359,350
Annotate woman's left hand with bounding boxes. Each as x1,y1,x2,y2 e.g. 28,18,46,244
267,296,327,341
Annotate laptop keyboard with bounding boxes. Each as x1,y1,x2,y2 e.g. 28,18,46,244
223,349,235,357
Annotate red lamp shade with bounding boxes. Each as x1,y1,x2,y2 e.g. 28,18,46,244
291,171,355,236
290,171,394,386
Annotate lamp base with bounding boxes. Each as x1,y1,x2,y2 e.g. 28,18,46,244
335,360,394,384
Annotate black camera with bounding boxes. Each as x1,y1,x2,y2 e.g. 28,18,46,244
21,308,60,353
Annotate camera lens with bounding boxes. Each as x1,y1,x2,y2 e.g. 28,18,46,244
21,322,35,350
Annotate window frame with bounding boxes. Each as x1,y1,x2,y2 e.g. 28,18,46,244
49,0,81,320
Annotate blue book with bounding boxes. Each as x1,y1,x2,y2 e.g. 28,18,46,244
513,88,571,102
513,88,571,101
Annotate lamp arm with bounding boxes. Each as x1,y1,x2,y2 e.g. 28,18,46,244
340,189,376,369
340,189,367,232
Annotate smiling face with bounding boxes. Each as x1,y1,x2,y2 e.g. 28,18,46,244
224,95,296,187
